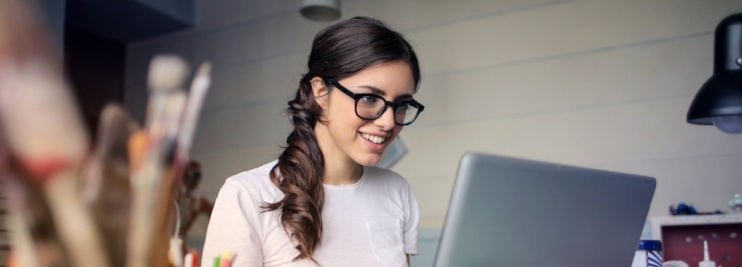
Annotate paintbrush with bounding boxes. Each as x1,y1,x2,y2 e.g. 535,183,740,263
177,62,212,162
149,61,212,267
0,0,110,266
1,179,42,267
157,62,213,267
83,103,140,204
0,46,111,267
127,55,189,267
149,90,188,267
0,138,41,267
157,62,213,266
145,55,190,138
82,103,140,267
2,135,70,267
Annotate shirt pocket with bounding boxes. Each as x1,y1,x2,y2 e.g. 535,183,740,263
366,219,406,266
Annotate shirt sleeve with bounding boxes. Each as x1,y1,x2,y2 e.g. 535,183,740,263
402,182,420,255
200,178,263,267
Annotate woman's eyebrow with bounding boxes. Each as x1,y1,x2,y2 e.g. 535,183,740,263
357,85,386,95
357,85,414,100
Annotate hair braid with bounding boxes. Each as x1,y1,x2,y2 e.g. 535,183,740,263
264,78,325,262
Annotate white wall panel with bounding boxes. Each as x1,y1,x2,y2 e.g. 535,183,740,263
342,0,561,32
410,0,739,75
591,154,742,219
190,99,292,153
187,13,318,69
398,97,742,178
202,52,305,110
413,35,713,127
191,145,284,196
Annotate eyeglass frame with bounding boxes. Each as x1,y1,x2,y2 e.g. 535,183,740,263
324,78,425,126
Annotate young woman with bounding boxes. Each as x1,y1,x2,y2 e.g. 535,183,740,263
201,16,424,267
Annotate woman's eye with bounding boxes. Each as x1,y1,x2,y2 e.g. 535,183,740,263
394,103,410,113
360,96,379,104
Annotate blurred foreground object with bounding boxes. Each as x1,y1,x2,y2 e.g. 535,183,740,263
0,0,110,266
0,0,212,266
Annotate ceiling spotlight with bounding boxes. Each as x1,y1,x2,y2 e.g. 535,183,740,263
300,0,341,22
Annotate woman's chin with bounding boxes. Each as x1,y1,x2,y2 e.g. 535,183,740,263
354,154,382,166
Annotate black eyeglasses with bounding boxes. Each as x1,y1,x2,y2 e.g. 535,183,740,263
325,79,424,126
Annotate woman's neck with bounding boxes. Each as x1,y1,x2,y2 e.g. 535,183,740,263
323,159,363,186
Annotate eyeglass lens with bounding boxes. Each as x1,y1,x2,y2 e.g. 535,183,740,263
355,96,419,125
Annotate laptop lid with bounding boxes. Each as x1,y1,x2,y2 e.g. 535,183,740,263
434,152,656,267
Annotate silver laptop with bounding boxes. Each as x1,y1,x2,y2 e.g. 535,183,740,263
434,152,656,267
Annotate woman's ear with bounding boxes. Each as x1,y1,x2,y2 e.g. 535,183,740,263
310,76,329,108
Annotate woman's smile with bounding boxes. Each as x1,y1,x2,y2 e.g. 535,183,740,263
360,132,389,153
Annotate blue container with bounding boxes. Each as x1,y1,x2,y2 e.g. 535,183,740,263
636,240,663,267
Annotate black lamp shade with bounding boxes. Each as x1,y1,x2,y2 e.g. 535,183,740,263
687,13,742,125
687,72,742,124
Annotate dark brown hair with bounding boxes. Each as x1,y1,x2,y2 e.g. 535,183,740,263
262,16,421,262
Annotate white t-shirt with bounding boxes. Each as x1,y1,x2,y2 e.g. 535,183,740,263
201,160,419,267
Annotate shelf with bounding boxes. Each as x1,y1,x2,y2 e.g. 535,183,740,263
650,214,742,266
650,214,742,240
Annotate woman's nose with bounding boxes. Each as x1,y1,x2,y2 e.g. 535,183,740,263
374,106,396,130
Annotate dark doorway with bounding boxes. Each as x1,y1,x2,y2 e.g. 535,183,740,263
63,24,126,137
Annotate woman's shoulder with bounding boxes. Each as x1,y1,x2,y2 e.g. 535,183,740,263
222,160,280,194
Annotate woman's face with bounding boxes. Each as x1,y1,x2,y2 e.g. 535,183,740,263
312,61,416,166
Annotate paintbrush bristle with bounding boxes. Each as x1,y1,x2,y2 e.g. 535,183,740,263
196,62,212,79
189,62,212,94
147,55,190,92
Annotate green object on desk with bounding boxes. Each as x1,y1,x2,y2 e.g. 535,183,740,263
213,256,220,267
